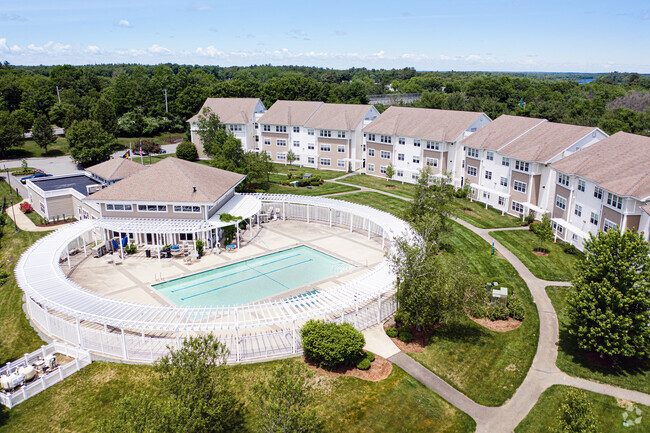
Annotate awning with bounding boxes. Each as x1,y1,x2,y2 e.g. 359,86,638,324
551,217,589,239
208,194,262,228
470,183,510,198
95,217,213,234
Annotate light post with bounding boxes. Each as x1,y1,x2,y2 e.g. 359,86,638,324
10,197,17,232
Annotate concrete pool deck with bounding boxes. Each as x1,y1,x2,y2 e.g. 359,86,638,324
70,219,386,306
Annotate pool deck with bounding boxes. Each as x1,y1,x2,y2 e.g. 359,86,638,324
70,219,386,307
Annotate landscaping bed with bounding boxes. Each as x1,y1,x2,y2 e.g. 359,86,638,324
306,354,392,382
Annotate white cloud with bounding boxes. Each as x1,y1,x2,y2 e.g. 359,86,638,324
117,19,132,28
148,44,171,55
0,38,9,53
85,45,101,54
0,13,27,22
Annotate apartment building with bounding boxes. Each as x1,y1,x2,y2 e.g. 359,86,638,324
460,115,608,219
258,100,378,171
188,98,267,158
550,131,650,248
362,106,490,183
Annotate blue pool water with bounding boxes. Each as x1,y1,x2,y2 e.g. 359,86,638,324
153,246,351,307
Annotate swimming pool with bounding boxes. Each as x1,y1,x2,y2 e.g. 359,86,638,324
153,246,351,307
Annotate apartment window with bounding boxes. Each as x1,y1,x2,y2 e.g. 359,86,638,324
337,131,346,138
295,155,300,161
337,145,345,153
467,147,479,158
173,205,201,213
380,166,387,174
320,130,332,137
276,139,287,147
483,192,490,199
467,166,477,176
320,158,331,166
426,141,439,150
337,160,345,168
485,170,492,180
603,219,617,231
398,153,405,161
40,202,45,213
368,164,375,172
320,144,331,152
82,210,89,220
275,125,287,133
486,151,494,161
277,152,286,161
396,170,404,177
558,173,570,187
308,128,314,136
577,180,585,192
398,137,405,145
606,193,622,210
574,204,582,217
264,138,271,146
502,157,510,167
553,222,564,234
138,205,167,212
380,150,391,159
380,135,392,144
412,155,420,164
511,201,524,213
308,157,315,164
427,174,434,182
368,149,375,157
500,177,508,187
293,140,300,147
515,160,530,172
106,204,133,211
293,126,300,133
590,212,599,225
594,187,603,199
263,124,271,132
513,180,527,193
556,195,567,210
413,139,421,147
255,123,259,129
426,158,438,167
498,196,505,206
255,136,259,142
308,143,315,150
367,133,375,141
229,124,242,132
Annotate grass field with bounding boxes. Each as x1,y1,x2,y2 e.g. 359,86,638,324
131,152,176,165
262,177,360,196
454,199,522,229
514,385,649,433
270,163,347,180
336,174,416,198
331,191,409,217
490,229,583,281
546,286,650,394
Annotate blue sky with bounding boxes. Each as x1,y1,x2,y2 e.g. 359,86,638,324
1,0,649,72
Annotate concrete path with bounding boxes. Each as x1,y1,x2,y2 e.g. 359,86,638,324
5,200,62,232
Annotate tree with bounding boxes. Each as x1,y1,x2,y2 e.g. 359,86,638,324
532,213,553,252
66,119,114,165
554,388,599,433
286,149,297,166
32,114,56,152
567,228,650,360
252,362,323,433
176,141,198,161
300,320,365,370
196,107,226,157
384,163,395,181
90,97,118,136
0,110,24,157
246,150,273,184
196,108,248,173
11,108,34,132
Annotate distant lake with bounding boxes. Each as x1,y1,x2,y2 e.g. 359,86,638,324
578,78,595,84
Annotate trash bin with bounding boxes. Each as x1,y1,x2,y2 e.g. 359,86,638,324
145,249,151,258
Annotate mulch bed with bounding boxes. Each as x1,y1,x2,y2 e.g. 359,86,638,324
469,315,522,332
385,324,439,353
463,209,473,213
532,250,549,256
305,355,392,381
35,219,75,227
162,136,183,144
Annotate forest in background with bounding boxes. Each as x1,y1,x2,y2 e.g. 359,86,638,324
1,62,649,152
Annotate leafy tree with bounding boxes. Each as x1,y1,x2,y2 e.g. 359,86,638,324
66,119,114,165
300,320,365,370
567,228,650,360
286,149,297,166
176,141,198,161
532,213,553,252
196,107,226,157
0,110,24,157
90,97,118,136
252,362,323,433
31,114,57,152
246,150,273,184
554,388,599,433
384,163,395,181
11,108,34,132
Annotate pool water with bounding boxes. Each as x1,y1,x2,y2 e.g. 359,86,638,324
153,246,351,307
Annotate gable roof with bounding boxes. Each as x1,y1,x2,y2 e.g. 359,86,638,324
362,106,486,142
187,98,263,124
257,100,323,126
86,158,147,181
551,131,650,200
86,157,246,204
460,114,546,151
303,103,375,130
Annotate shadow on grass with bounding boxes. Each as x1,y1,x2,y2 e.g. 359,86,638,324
429,320,485,346
42,149,65,157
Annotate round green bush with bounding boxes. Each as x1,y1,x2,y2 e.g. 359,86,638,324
385,328,398,338
300,319,365,370
398,328,413,343
176,142,198,161
365,351,375,362
356,358,371,370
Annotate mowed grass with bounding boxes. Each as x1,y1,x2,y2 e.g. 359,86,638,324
0,359,475,433
331,191,409,218
131,152,176,165
270,163,347,180
490,229,583,281
337,174,416,198
6,136,70,159
260,174,360,196
546,286,650,394
515,385,649,433
454,199,522,229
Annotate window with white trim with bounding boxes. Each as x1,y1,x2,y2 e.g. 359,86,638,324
275,125,287,133
498,196,505,206
368,164,375,172
337,145,345,153
574,204,582,217
398,137,405,145
264,138,270,146
308,157,315,164
228,124,243,132
513,180,527,193
293,140,300,147
553,222,564,234
412,155,420,163
578,180,585,192
486,151,494,161
485,170,492,180
337,160,345,168
308,128,314,136
514,160,529,172
467,166,477,176
320,158,331,166
277,152,286,161
511,201,524,213
467,147,479,158
368,148,375,157
594,187,603,199
398,153,405,161
556,195,567,210
413,139,420,147
500,177,508,187
606,193,622,210
106,204,133,211
502,157,510,167
590,212,599,225
293,126,300,133
380,135,392,144
396,170,404,177
426,141,439,150
558,173,570,187
483,192,490,199
337,131,346,138
308,143,314,150
263,124,270,132
603,219,617,231
366,133,375,141
255,123,259,129
320,144,331,152
380,150,391,159
426,158,438,167
138,205,168,212
173,205,201,213
380,165,387,174
319,130,332,137
276,139,287,147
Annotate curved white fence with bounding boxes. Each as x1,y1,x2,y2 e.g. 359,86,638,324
16,194,409,363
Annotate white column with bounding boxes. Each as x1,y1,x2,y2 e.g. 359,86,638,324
349,212,353,232
377,293,381,324
236,224,240,249
292,320,296,353
66,248,71,271
121,328,129,360
367,218,371,240
307,205,310,223
282,202,286,220
249,218,253,240
329,208,332,228
75,317,83,346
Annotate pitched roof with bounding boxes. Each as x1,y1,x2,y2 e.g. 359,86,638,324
460,114,546,151
257,100,323,126
551,132,650,200
187,98,263,123
303,103,375,130
362,106,486,142
86,157,246,203
86,158,147,181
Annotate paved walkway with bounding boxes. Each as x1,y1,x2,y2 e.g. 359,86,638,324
5,200,64,232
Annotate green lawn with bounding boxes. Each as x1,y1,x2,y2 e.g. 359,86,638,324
270,163,348,180
546,286,650,394
336,174,416,198
331,191,409,217
131,152,176,165
455,199,522,229
515,385,649,433
489,229,583,281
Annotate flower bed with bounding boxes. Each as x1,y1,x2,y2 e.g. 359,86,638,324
20,202,33,214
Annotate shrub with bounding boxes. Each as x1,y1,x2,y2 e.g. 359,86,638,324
561,243,581,255
176,142,198,161
20,202,33,213
398,328,413,343
195,239,204,257
365,351,375,362
487,303,509,321
385,328,398,338
522,211,535,226
356,358,371,370
529,221,540,234
124,243,137,255
300,320,365,370
507,296,525,320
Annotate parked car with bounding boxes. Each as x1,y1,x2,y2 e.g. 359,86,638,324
158,149,167,154
20,172,51,184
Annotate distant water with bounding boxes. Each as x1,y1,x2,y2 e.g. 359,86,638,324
578,78,595,84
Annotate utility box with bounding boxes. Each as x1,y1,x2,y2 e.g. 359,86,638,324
491,287,508,305
302,173,313,179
